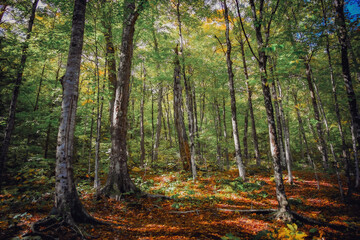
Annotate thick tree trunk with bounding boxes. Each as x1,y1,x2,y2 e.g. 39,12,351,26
176,0,197,179
0,0,39,192
321,0,353,191
101,0,142,197
249,0,292,220
304,61,329,170
334,0,360,192
173,45,191,172
53,0,95,223
223,0,245,180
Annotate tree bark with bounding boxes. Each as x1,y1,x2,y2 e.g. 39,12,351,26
223,0,245,180
243,107,249,164
304,60,329,170
0,0,39,192
321,0,353,192
215,99,223,171
176,0,197,179
277,81,293,184
101,0,117,129
293,91,320,189
271,78,286,167
34,61,47,111
53,0,95,223
173,45,191,172
140,62,146,167
235,1,260,166
334,0,360,192
152,29,163,163
94,19,103,190
222,97,230,170
248,0,292,220
101,0,144,196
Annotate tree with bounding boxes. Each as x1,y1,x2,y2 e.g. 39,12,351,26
223,0,245,180
0,0,39,192
244,0,293,220
334,0,360,192
101,0,147,197
32,0,99,230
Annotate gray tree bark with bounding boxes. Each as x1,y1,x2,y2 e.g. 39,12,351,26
334,0,360,193
223,0,245,180
53,0,96,223
248,0,292,221
101,0,146,196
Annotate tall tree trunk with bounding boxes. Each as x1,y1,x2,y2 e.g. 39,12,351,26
152,29,163,162
44,55,63,159
271,79,286,167
243,107,249,164
278,82,293,184
101,0,143,197
153,86,163,162
140,62,146,167
176,0,197,179
94,19,103,190
34,61,47,111
101,0,117,129
173,45,191,171
248,0,292,220
88,109,94,173
236,29,260,166
334,0,360,192
223,0,245,180
0,0,39,192
215,99,223,171
222,97,230,170
164,91,173,146
304,60,329,170
321,0,353,191
293,90,320,189
269,58,293,184
53,0,95,223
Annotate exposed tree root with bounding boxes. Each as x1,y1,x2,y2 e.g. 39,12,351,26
25,210,106,240
291,211,350,231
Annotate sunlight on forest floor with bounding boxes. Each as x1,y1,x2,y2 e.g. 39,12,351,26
1,168,359,239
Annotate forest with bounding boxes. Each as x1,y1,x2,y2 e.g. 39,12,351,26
0,0,360,239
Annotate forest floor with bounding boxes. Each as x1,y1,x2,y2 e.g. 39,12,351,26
1,166,360,239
